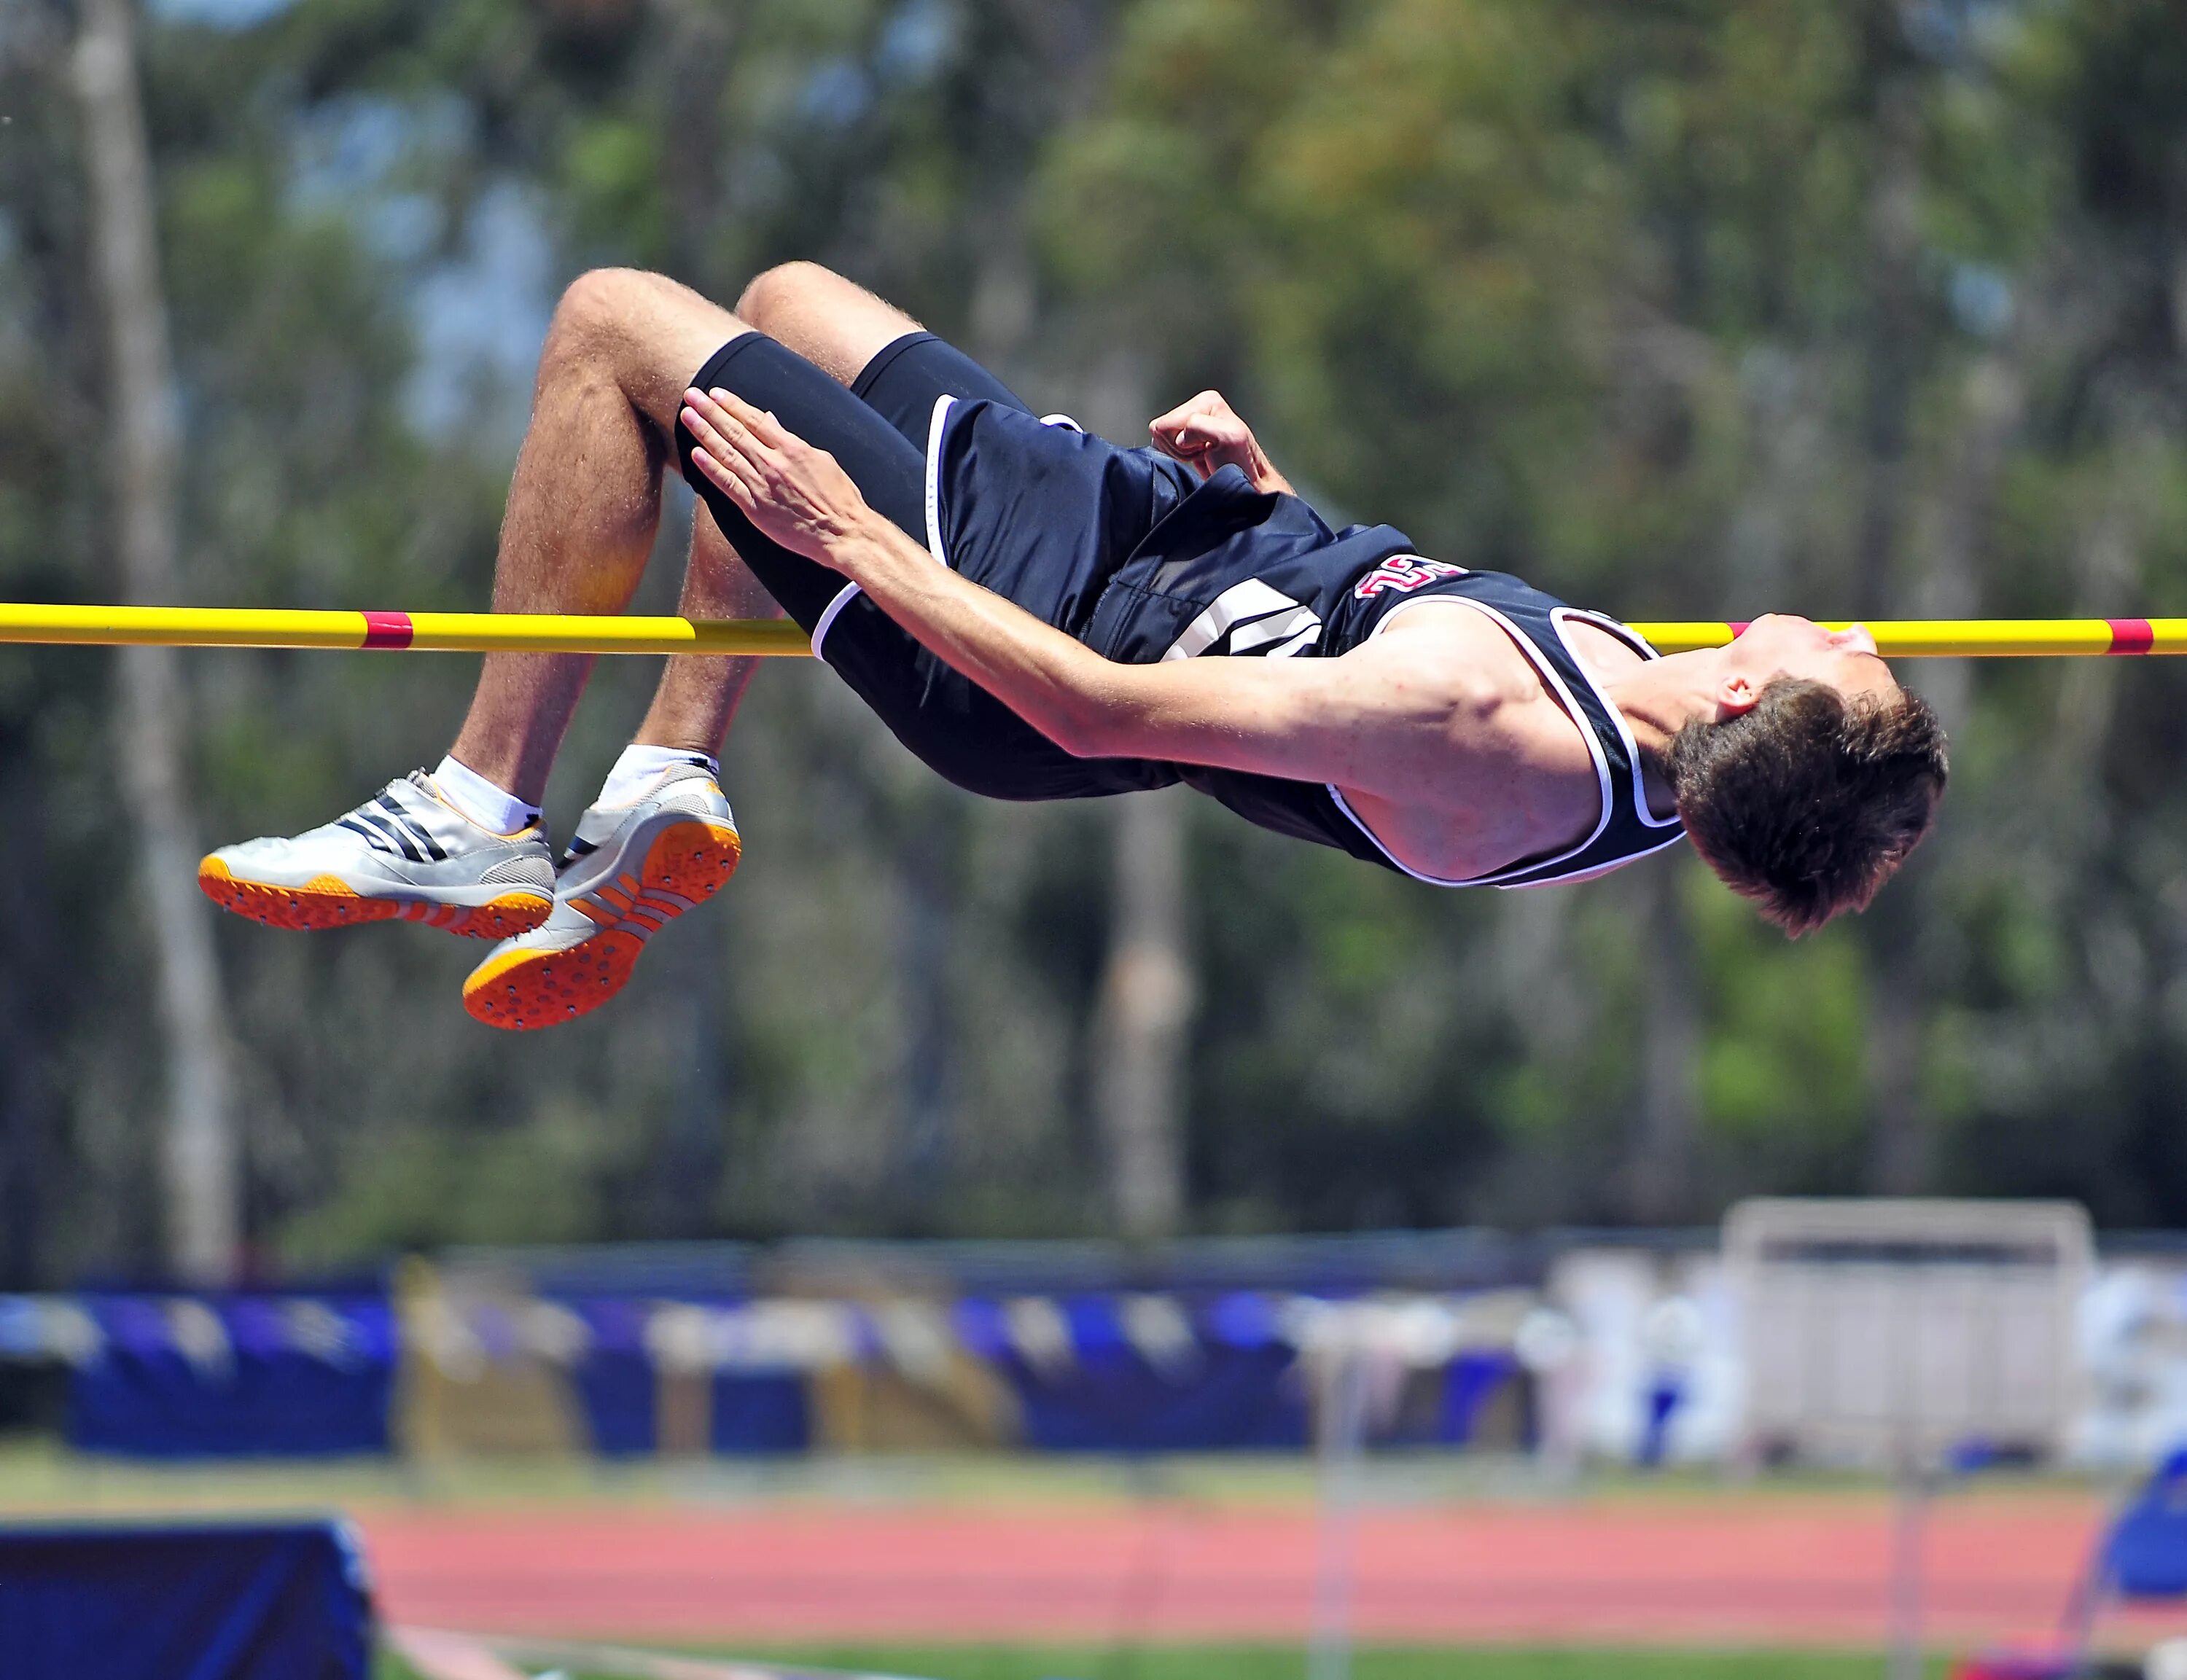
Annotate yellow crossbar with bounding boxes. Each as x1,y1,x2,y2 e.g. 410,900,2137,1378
0,603,812,656
1633,619,2187,656
1,604,2183,658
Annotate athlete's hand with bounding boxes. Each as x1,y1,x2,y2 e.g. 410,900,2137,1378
682,386,884,566
1148,390,1293,495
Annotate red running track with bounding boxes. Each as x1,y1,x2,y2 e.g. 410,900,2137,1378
354,1493,2187,1649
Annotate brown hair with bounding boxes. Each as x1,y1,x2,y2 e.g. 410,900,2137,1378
1666,679,1948,937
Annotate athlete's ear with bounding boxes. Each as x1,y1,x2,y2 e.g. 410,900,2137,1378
1715,669,1762,719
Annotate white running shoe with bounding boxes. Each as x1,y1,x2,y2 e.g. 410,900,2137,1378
461,759,741,1031
198,770,555,939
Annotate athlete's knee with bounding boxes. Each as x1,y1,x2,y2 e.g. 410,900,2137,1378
542,268,656,363
537,267,742,422
734,261,843,330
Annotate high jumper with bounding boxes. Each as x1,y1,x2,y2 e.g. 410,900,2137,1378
197,264,1949,1029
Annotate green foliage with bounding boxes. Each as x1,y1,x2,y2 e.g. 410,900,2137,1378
10,0,2187,1277
1688,868,1868,1148
1045,0,2187,1224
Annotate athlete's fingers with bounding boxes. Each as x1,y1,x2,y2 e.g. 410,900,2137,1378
1193,412,1248,448
682,410,770,508
689,446,758,514
709,390,862,505
694,442,816,551
691,426,765,504
1150,412,1218,463
693,448,743,506
685,388,784,479
712,387,801,456
685,388,775,468
1150,389,1224,429
680,391,746,461
679,402,754,480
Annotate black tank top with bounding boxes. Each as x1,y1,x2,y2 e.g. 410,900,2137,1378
1085,466,1685,888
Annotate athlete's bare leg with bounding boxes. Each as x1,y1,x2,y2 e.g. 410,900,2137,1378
623,266,923,762
626,267,925,756
641,264,929,734
446,269,757,804
453,263,924,798
449,262,932,802
202,267,916,956
733,260,926,385
627,506,776,757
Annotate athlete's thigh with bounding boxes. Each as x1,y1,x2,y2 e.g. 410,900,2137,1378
674,333,928,632
851,332,1033,448
735,262,1032,443
736,262,923,387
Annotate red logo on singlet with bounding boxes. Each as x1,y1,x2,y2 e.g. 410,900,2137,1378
1353,557,1467,600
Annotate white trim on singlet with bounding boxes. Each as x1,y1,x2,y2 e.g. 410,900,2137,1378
924,393,956,567
1550,608,1686,835
1324,593,1618,889
812,394,960,661
809,580,862,657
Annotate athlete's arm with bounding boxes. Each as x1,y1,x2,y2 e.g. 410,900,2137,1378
1147,390,1294,495
680,388,1521,800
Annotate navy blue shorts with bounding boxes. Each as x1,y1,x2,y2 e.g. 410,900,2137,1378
674,331,1189,800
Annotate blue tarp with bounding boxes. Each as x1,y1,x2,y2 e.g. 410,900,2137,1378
2106,1449,2187,1598
1440,1349,1521,1446
561,1297,810,1456
967,1294,1311,1452
46,1286,1502,1458
0,1520,373,1679
66,1297,394,1458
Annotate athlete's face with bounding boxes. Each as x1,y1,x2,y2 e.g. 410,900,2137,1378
1716,614,1900,715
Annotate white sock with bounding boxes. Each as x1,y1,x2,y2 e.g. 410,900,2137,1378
432,755,540,835
599,743,720,807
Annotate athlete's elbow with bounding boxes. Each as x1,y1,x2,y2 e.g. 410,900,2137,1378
1042,692,1141,759
1046,707,1120,759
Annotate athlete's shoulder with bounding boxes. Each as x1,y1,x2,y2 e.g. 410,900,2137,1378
1354,593,1544,687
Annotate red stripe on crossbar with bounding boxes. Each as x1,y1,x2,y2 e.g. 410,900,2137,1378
2108,618,2155,655
362,612,414,649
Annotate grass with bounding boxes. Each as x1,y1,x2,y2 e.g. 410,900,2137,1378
377,1643,1948,1679
0,1434,2117,1516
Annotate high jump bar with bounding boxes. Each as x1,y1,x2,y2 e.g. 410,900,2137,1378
0,603,2183,657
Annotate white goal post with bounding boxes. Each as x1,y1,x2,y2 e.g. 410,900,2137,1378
1723,1198,2094,1468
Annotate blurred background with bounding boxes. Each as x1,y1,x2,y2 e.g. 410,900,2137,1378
7,0,2187,1676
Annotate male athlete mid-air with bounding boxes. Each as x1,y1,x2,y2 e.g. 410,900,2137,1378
200,265,1948,1029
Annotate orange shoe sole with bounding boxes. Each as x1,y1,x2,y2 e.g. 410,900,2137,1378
462,818,740,1031
198,857,552,939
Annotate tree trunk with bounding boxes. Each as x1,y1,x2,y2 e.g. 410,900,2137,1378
1061,343,1198,1243
72,0,240,1285
0,778,61,1289
1094,789,1194,1240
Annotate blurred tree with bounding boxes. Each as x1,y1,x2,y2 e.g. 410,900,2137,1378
1095,788,1193,1239
9,0,2187,1278
72,0,241,1285
1044,0,2187,1227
